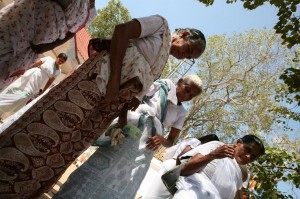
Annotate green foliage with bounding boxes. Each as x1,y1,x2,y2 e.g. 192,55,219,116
88,0,131,38
270,49,300,129
196,0,300,127
197,0,300,48
279,50,300,106
248,147,300,198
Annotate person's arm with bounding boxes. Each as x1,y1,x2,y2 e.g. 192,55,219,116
41,77,55,93
127,97,141,111
105,19,141,103
28,59,43,69
180,144,235,176
146,127,180,150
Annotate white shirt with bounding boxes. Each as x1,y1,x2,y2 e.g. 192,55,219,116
184,141,224,179
40,57,60,78
134,15,166,67
172,138,201,159
136,79,187,130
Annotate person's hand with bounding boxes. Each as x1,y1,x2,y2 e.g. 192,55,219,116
208,144,235,159
128,97,141,111
146,135,163,151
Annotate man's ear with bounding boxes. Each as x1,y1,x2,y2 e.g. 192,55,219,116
181,31,190,38
236,139,242,145
177,78,184,85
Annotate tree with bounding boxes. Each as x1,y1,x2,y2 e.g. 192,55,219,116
279,50,300,106
249,147,300,198
170,29,300,197
197,0,300,48
196,0,300,113
181,29,295,140
88,0,131,38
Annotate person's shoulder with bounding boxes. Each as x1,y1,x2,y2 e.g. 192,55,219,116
133,15,166,27
160,79,175,87
185,138,201,145
41,56,54,61
135,14,166,21
200,140,224,148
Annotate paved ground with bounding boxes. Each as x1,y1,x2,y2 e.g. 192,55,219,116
38,162,144,199
38,163,77,199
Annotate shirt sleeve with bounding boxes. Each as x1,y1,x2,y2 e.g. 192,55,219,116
172,138,200,158
134,15,165,38
132,15,166,67
170,107,187,130
40,56,55,78
184,141,224,157
188,138,201,149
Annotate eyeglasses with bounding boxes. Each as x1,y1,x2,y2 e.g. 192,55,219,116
190,59,195,65
166,58,196,79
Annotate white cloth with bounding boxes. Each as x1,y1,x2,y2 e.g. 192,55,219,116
174,141,243,199
136,79,187,130
183,141,224,179
0,56,59,119
172,138,200,159
143,159,177,199
134,15,166,68
163,138,200,161
133,15,170,80
127,79,186,148
143,138,200,199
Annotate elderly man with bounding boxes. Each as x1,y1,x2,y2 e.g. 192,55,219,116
171,134,264,199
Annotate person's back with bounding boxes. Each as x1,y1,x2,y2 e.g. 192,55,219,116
182,141,224,179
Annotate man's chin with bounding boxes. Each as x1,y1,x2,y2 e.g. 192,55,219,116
236,157,246,165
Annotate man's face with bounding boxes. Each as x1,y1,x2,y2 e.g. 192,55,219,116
234,140,262,165
56,57,66,66
176,80,201,103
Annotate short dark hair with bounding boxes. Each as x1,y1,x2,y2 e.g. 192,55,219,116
57,53,68,61
198,134,219,144
240,134,265,155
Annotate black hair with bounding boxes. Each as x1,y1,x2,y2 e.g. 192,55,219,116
198,134,219,144
240,134,265,155
57,53,68,61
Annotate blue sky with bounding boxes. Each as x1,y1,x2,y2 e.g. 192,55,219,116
95,0,278,36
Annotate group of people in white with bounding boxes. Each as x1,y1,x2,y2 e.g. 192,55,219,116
0,1,265,199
